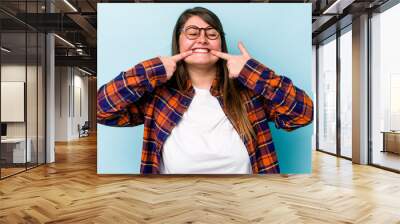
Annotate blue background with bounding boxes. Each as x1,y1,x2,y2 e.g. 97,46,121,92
97,3,313,174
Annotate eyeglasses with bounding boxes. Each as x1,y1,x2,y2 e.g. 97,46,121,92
181,25,220,40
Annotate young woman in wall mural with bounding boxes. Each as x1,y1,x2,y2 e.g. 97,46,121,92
97,7,313,174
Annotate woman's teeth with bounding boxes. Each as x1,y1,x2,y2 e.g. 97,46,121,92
193,49,209,53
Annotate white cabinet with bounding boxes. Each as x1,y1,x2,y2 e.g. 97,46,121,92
1,138,32,163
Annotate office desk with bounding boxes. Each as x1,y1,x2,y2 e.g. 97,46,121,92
1,138,31,163
381,131,400,154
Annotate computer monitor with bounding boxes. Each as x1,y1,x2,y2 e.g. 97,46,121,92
1,123,7,137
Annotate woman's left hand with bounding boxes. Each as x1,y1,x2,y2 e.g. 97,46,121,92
210,41,251,79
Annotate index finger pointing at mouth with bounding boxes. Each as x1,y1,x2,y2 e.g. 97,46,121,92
210,50,230,60
172,50,193,62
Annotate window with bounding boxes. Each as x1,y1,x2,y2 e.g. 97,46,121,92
317,36,337,154
371,2,400,171
340,28,352,158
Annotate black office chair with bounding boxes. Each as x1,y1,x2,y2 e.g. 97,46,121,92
79,121,90,138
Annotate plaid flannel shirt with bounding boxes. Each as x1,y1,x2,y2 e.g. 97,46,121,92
97,57,313,174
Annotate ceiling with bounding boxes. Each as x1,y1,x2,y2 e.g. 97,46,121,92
0,0,392,75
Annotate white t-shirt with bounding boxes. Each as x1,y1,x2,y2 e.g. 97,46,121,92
160,86,252,174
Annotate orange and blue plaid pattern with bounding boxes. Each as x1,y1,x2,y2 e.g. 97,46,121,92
97,57,313,174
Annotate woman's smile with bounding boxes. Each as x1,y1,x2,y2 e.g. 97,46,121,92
192,48,210,53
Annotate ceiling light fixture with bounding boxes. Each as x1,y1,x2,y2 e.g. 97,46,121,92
78,67,92,76
54,34,75,48
1,47,11,53
63,0,78,12
322,0,354,15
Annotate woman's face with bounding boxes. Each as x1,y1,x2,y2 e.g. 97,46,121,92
179,16,222,67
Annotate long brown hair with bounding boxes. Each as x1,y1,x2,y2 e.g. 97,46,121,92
169,7,256,142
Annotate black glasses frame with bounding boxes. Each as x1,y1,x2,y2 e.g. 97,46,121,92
181,25,221,40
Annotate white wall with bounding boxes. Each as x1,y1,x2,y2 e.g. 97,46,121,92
54,66,89,141
72,72,89,138
1,63,46,164
54,66,69,141
1,65,39,138
1,65,26,141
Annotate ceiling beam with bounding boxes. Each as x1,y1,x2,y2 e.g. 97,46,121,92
55,55,96,72
67,13,97,41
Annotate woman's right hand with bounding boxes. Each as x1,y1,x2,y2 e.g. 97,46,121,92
159,50,193,80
